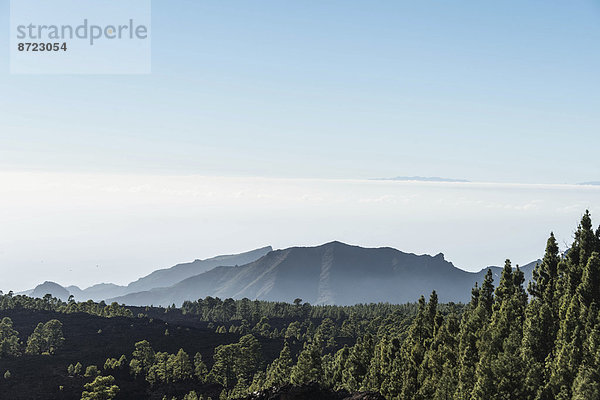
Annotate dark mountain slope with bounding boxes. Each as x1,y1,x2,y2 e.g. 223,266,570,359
0,308,283,400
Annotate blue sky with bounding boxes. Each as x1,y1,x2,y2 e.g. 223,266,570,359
1,1,600,291
1,0,599,182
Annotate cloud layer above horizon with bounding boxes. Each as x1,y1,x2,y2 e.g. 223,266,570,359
1,172,598,292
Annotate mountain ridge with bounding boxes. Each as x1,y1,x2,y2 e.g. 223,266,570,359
125,245,273,293
108,241,540,306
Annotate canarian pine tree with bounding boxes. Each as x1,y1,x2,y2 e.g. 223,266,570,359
471,260,527,400
550,211,600,399
322,346,347,389
0,317,20,357
342,334,374,392
522,233,561,400
363,336,398,395
264,341,293,388
290,340,323,385
418,311,459,400
398,294,434,399
194,352,208,383
453,269,494,400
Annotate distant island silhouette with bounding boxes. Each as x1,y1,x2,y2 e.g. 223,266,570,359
374,176,470,183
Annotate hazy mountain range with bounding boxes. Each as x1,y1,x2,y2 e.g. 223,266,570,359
19,246,272,302
20,242,539,306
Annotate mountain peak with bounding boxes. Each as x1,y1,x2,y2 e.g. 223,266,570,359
320,241,353,248
31,281,70,301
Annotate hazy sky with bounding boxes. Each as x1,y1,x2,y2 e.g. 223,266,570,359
0,2,599,291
